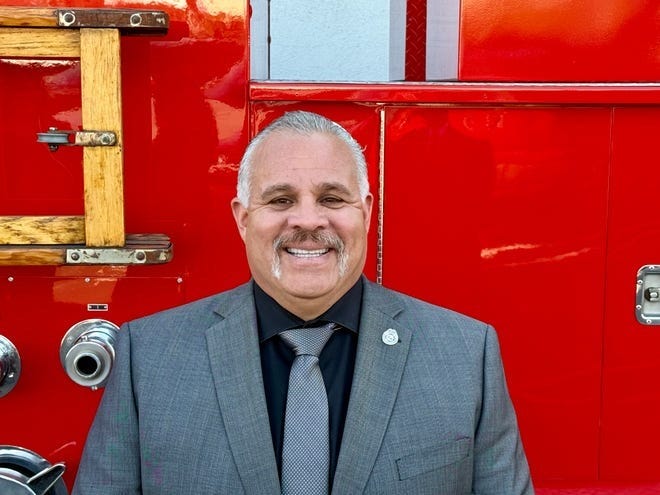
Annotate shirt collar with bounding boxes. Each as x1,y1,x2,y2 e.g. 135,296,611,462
254,277,363,343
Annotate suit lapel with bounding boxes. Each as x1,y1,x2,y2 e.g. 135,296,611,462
205,284,280,495
332,281,411,494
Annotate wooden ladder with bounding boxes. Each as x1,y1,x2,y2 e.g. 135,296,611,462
0,6,171,265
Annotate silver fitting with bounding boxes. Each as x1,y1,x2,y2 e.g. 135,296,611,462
0,446,67,495
60,319,120,389
0,336,20,398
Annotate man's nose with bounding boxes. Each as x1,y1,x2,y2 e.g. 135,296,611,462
288,200,329,230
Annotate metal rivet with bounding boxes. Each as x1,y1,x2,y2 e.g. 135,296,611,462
84,278,91,283
136,251,146,261
130,13,142,26
177,277,183,284
7,276,13,282
382,328,399,346
636,305,642,310
647,319,652,324
70,252,80,261
61,11,76,26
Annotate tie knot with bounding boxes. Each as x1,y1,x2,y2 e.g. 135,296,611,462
280,322,336,357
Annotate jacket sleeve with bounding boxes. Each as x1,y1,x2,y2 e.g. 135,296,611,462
72,322,142,494
472,326,534,494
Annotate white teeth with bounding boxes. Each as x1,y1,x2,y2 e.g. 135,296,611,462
286,248,329,257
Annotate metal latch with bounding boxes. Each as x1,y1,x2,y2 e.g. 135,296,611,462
37,128,116,152
636,265,660,324
56,9,168,31
65,235,173,265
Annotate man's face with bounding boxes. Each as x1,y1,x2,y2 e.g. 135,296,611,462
232,131,373,318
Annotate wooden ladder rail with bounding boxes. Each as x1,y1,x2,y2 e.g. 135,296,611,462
0,7,171,265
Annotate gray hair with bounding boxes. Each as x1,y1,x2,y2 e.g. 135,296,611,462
237,111,370,206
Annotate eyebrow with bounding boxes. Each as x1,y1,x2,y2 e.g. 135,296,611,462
260,184,295,200
317,182,353,196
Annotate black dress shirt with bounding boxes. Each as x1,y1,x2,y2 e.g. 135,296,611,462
254,278,362,487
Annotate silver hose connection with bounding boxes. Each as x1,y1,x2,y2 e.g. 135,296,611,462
0,445,67,495
60,319,120,390
0,335,21,398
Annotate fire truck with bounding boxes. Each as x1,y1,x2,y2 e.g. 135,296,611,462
1,0,659,493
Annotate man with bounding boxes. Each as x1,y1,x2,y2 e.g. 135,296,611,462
73,111,533,494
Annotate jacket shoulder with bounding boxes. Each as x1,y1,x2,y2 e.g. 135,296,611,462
365,279,488,329
126,282,253,337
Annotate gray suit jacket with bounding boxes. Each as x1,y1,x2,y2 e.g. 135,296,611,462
73,279,533,494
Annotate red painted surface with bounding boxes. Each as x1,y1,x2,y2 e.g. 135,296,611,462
0,0,250,488
460,0,660,81
0,275,185,486
600,108,660,480
2,0,660,493
250,81,660,105
381,106,609,481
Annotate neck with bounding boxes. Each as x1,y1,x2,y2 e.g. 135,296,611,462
276,293,339,322
253,275,362,322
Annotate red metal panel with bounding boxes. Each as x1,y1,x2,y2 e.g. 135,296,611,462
0,59,83,215
460,0,660,82
249,82,660,105
382,106,610,481
600,108,660,479
0,274,185,488
0,0,251,299
0,1,250,490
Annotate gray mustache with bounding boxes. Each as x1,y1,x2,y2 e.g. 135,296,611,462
274,230,344,252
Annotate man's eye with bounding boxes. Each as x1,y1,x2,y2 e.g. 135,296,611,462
321,196,344,207
270,197,293,206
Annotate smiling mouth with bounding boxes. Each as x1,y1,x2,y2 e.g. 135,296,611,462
285,248,330,258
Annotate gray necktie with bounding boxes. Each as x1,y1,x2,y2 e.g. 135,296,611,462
279,322,336,495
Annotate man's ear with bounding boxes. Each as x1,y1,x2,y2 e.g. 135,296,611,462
231,198,248,241
362,193,374,231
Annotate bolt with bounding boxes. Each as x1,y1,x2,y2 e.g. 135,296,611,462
636,305,642,310
130,13,142,26
7,276,13,282
135,251,146,261
647,319,652,324
99,133,113,145
70,252,80,261
61,11,76,25
177,277,183,284
85,277,91,283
